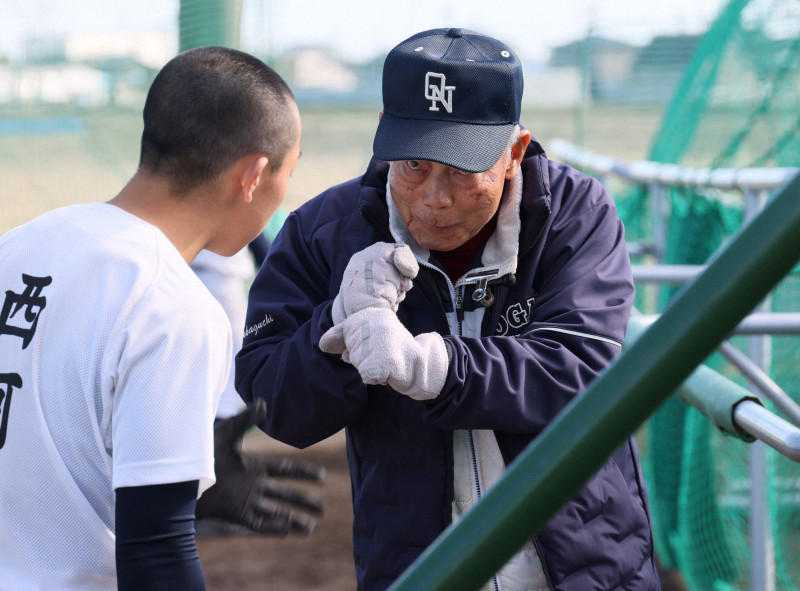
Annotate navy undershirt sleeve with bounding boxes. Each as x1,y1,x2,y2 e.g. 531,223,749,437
115,480,205,590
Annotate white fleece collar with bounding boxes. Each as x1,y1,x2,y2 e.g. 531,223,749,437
386,169,522,284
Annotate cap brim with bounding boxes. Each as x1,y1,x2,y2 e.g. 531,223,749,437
373,113,514,173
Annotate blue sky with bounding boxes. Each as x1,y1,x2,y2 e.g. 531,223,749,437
3,0,729,64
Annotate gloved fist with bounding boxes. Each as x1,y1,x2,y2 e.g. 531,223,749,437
331,242,418,325
321,307,449,401
196,400,326,536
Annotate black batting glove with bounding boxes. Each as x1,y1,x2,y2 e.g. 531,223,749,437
196,399,326,535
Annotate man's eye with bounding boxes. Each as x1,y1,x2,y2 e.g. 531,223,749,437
455,168,472,176
406,161,421,170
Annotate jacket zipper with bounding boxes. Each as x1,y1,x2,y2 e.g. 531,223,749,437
455,286,464,335
466,430,501,591
458,289,503,591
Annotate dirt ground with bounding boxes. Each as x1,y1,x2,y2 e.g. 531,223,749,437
197,429,688,591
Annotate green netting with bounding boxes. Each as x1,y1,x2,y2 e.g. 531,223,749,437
649,0,800,169
674,410,748,590
179,0,242,51
624,0,800,589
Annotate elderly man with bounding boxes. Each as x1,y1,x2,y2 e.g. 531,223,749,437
237,28,660,591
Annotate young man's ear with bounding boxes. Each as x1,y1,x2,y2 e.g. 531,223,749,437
239,155,269,202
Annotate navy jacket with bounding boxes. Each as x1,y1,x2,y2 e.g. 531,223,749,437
236,136,660,591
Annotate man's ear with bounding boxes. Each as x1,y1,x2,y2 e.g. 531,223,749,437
240,155,269,203
505,129,531,179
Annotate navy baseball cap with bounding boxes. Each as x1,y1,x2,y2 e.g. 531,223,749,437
373,28,524,173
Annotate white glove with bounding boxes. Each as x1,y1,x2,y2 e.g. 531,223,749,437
320,307,449,401
325,242,419,353
331,242,418,324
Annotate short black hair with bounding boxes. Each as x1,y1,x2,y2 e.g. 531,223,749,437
139,46,297,193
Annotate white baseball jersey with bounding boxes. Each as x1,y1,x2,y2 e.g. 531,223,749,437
191,247,255,419
0,203,231,590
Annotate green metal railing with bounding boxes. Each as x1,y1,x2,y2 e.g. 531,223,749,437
388,172,800,591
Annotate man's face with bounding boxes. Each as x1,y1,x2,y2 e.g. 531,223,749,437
388,132,529,252
209,102,302,258
247,103,302,241
254,110,301,228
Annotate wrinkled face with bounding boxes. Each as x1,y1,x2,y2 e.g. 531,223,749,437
388,133,529,252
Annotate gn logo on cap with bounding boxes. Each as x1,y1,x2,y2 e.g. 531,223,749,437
425,72,455,113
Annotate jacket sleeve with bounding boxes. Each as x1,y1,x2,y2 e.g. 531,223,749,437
235,211,368,448
423,173,634,436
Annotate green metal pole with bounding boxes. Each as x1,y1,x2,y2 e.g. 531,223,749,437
388,171,800,591
179,0,243,52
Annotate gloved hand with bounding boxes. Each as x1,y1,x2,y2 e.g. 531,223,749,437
320,307,449,401
331,242,418,325
324,242,418,355
195,400,326,536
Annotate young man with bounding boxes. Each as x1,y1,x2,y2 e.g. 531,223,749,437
236,29,660,590
0,46,300,590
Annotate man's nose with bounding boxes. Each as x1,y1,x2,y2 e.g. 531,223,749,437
421,174,453,209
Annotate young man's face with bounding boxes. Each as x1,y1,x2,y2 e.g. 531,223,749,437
209,102,301,259
388,131,529,252
251,104,302,236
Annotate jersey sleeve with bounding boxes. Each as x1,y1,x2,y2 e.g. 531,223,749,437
111,271,232,496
